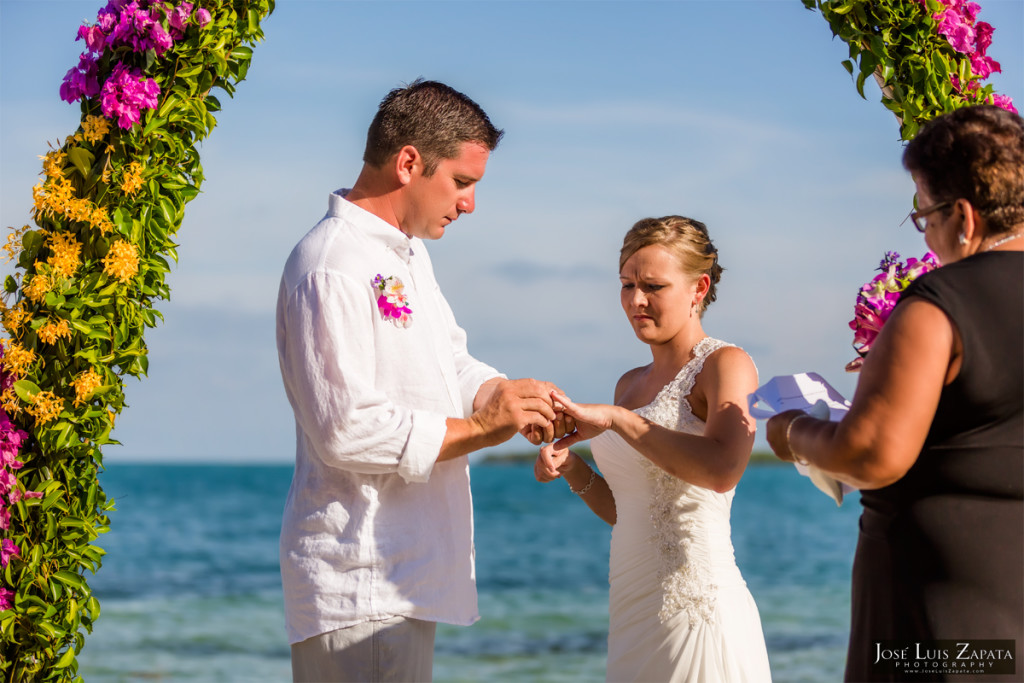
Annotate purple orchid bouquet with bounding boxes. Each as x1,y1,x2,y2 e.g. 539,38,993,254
846,251,940,371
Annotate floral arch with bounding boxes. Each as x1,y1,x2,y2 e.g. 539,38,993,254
0,0,1013,678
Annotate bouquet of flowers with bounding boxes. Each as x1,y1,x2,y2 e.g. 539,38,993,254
847,250,940,371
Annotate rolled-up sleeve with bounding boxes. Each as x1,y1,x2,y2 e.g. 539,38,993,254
277,272,446,483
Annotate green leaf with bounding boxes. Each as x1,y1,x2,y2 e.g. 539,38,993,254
22,229,45,257
13,379,41,402
868,35,885,59
53,570,86,591
45,290,67,308
41,489,66,512
157,92,181,119
855,70,869,99
198,69,215,96
931,52,948,80
87,596,101,619
68,319,92,335
176,63,204,78
142,115,168,137
67,148,95,178
902,118,920,140
881,62,895,85
54,643,78,669
131,218,144,244
180,183,201,202
112,207,132,234
158,196,178,224
51,421,77,450
35,619,64,639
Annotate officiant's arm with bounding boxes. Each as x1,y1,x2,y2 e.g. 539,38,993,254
552,347,759,494
767,298,955,490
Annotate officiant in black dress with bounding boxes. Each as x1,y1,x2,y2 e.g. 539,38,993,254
767,104,1023,682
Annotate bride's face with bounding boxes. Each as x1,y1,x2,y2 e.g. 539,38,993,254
619,244,699,345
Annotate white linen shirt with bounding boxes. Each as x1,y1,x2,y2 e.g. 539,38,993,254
276,190,502,644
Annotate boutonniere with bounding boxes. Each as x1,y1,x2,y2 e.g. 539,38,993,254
373,274,413,328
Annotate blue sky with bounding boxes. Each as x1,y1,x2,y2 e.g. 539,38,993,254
1,0,1022,462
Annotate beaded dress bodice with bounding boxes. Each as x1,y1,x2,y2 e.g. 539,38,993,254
592,337,744,626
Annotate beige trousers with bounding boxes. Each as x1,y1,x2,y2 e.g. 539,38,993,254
291,616,436,683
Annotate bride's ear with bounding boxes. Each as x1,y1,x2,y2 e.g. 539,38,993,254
693,273,712,305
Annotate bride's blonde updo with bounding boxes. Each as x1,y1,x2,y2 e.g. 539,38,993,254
619,215,723,315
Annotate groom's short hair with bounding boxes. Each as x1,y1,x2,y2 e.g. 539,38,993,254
362,79,504,177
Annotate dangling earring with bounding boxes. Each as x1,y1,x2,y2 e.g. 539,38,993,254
958,233,969,246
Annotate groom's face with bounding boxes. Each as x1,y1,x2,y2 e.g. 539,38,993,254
401,142,490,241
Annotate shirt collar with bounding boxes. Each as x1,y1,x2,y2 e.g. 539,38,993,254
327,189,415,263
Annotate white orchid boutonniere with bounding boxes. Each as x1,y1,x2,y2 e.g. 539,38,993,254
373,274,413,328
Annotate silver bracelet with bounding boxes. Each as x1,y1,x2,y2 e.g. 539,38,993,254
568,468,596,496
786,414,814,466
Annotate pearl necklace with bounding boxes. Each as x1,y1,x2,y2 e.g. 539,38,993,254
984,232,1023,252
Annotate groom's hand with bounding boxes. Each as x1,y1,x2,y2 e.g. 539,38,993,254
522,386,576,445
524,411,577,445
470,378,558,446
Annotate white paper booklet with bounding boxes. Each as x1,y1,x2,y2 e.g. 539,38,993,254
748,373,857,505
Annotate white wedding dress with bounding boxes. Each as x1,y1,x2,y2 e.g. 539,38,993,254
591,337,772,683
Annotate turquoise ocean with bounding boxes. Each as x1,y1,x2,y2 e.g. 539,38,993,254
76,462,861,682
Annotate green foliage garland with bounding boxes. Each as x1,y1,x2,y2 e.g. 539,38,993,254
804,0,1016,140
0,1,273,679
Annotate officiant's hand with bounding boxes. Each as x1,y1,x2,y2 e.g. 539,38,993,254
766,409,807,463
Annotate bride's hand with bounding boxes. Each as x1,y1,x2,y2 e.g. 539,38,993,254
534,444,574,482
549,389,617,449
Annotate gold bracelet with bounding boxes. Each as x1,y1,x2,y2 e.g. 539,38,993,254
568,468,596,495
786,414,814,466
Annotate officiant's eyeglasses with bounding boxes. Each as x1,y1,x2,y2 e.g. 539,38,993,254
904,201,952,233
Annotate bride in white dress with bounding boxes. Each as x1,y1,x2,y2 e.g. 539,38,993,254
536,216,771,683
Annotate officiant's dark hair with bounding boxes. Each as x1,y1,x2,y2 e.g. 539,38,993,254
903,105,1024,236
363,79,504,176
620,216,723,317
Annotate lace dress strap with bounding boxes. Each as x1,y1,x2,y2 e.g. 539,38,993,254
636,338,734,432
673,337,733,397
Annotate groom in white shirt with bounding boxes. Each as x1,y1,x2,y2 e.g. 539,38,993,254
276,79,565,682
